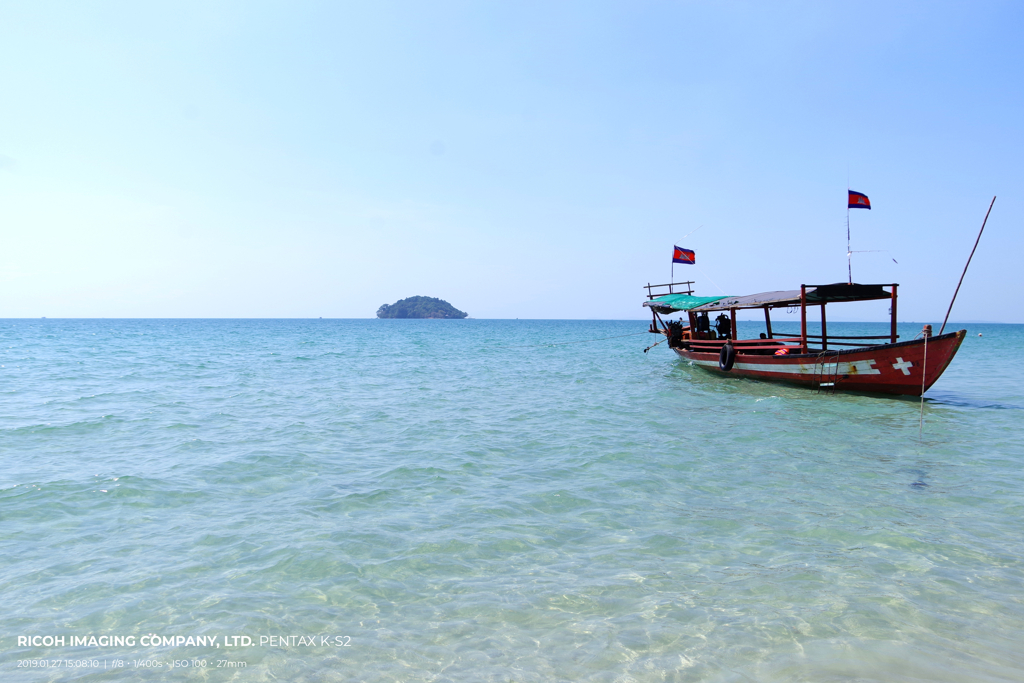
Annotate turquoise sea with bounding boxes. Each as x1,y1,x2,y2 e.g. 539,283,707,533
2,319,1022,682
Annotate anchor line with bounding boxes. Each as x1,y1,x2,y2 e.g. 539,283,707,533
919,333,928,439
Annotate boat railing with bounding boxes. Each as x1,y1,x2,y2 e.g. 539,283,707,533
689,337,803,353
689,333,902,353
645,281,694,299
803,333,899,349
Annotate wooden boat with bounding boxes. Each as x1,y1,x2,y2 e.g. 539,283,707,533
643,281,965,396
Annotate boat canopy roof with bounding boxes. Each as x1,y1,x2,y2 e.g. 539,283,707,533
642,294,730,313
644,283,893,314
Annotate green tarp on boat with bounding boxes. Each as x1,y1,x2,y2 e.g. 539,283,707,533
643,294,729,313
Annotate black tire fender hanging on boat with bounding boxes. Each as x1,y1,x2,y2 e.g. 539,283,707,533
719,343,736,371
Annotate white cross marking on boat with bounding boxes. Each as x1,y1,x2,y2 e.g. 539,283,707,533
849,360,879,375
892,357,913,375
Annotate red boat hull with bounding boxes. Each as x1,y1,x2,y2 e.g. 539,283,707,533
673,330,966,396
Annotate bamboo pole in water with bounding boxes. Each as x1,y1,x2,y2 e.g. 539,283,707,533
940,197,996,335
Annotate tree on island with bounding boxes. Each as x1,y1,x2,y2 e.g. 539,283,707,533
376,296,468,319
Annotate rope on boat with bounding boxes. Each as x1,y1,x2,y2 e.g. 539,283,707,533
494,331,651,349
919,332,929,440
643,338,665,353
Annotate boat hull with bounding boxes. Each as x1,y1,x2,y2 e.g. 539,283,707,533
672,330,966,396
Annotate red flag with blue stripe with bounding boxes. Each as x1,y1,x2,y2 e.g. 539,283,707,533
672,246,695,264
848,190,871,209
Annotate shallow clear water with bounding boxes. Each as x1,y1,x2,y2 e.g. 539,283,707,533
1,319,1022,682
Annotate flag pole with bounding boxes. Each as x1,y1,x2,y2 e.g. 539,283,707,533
847,197,852,285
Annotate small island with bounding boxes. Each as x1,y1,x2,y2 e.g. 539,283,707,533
376,296,468,319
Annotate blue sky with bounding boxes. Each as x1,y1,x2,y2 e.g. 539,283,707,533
1,1,1021,320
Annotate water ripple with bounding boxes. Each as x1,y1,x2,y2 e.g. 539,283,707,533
0,320,1021,682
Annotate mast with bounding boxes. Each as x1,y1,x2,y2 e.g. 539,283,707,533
847,205,852,284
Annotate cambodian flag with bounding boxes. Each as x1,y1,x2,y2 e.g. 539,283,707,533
848,190,871,209
672,246,695,264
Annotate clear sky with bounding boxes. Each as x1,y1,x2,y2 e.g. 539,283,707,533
1,1,1021,321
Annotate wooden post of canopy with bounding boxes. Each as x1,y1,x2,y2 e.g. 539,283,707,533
800,285,808,353
764,306,773,339
821,304,827,351
730,308,737,341
890,284,898,344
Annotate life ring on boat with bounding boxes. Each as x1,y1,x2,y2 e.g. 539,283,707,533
774,347,790,356
719,343,736,371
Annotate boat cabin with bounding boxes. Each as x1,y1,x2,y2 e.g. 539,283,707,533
643,281,900,355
